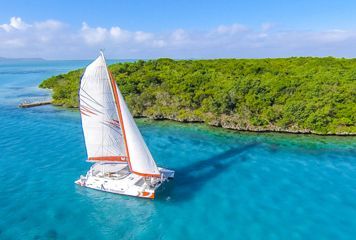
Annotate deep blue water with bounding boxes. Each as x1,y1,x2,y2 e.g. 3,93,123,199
0,60,355,240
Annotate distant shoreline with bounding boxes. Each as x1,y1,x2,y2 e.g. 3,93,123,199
0,57,46,61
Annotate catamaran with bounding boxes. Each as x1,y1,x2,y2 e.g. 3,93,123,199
75,52,174,199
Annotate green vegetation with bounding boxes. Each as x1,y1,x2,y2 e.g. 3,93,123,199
40,57,356,135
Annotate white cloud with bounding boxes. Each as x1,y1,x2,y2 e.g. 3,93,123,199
261,23,274,32
152,39,167,47
1,16,356,59
133,31,153,43
34,20,64,30
110,27,130,42
81,22,108,45
171,29,188,42
0,17,30,32
215,23,248,34
80,22,154,45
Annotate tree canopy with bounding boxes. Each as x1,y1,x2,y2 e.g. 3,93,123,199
40,57,356,135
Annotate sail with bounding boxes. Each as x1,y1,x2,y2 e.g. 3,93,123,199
115,87,160,176
109,74,161,177
79,54,127,162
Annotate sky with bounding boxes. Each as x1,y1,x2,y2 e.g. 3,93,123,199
1,0,356,59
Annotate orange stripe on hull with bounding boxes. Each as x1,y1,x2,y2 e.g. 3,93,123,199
88,156,127,162
140,191,155,199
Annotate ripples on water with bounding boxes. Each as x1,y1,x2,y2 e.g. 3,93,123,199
0,60,355,240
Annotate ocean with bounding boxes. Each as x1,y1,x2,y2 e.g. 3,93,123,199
0,59,355,240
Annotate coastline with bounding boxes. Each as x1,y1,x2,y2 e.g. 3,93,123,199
135,115,356,136
49,102,355,136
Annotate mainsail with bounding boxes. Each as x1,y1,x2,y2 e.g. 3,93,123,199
80,52,160,177
79,54,127,162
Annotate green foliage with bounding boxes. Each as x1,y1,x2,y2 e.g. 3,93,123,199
40,68,83,107
39,57,356,134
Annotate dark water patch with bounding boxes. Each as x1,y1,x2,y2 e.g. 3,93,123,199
54,208,68,221
46,229,58,240
19,214,28,223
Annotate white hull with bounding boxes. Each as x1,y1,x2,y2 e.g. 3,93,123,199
75,163,174,199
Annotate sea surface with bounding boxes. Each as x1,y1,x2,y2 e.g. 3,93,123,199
0,59,355,240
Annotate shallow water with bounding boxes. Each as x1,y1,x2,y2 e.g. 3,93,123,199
0,60,355,240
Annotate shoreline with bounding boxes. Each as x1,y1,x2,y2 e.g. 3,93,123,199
50,103,356,137
139,116,356,137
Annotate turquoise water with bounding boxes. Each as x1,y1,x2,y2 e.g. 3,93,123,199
0,60,355,240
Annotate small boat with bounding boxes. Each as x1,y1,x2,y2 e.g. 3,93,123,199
75,52,174,199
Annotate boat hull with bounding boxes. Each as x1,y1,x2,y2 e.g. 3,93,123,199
75,165,174,199
75,178,157,199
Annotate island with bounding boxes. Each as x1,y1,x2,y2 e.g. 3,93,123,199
39,57,356,135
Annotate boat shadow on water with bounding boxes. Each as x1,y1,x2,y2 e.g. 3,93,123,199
156,142,260,202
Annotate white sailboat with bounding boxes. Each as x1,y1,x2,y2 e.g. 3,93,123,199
75,52,174,199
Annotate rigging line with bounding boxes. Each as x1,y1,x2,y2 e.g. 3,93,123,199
79,98,104,115
80,70,96,91
108,119,122,129
92,142,101,157
80,104,101,116
106,120,123,132
105,136,115,155
80,110,90,117
101,121,123,135
80,106,97,116
79,88,105,109
80,93,103,109
107,135,121,156
101,128,123,157
79,94,99,109
80,74,88,90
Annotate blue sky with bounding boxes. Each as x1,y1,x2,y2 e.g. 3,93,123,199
1,0,356,59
